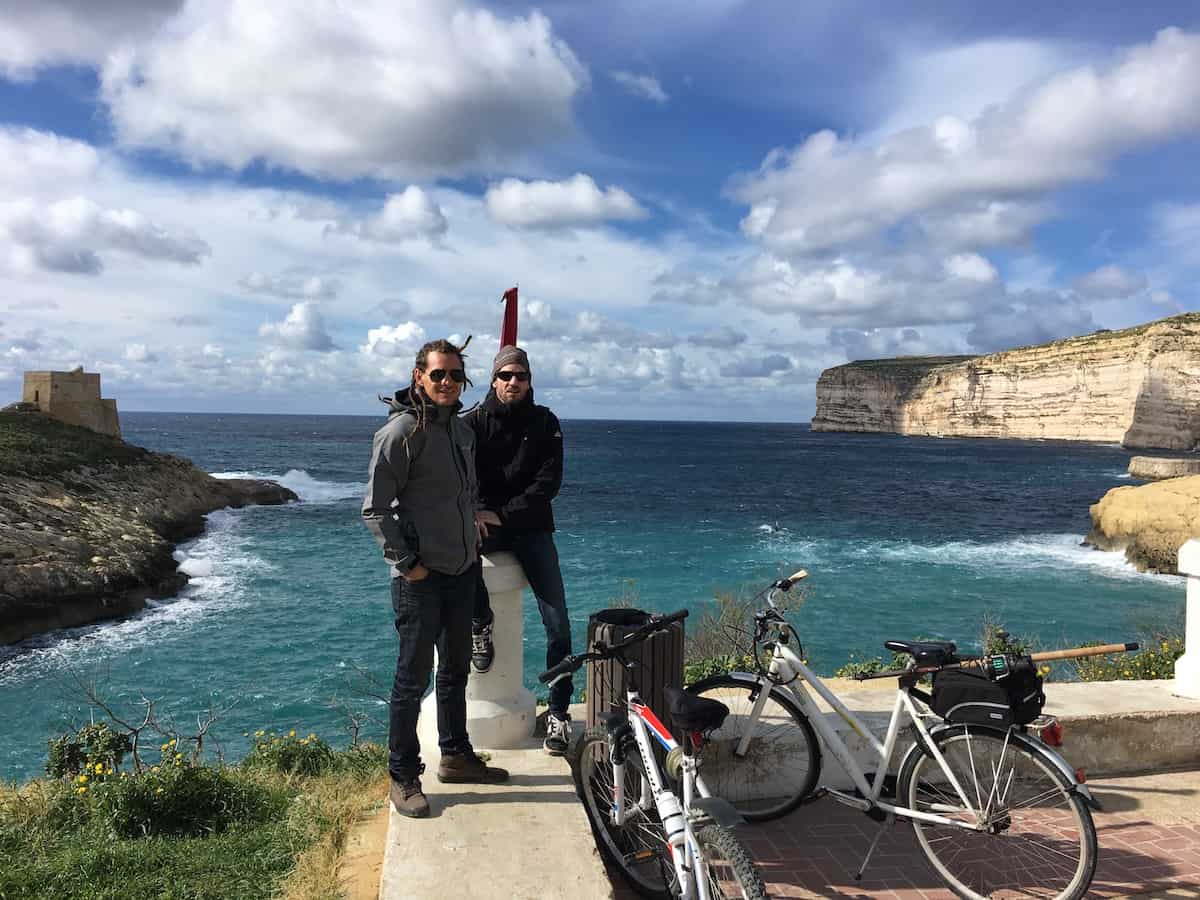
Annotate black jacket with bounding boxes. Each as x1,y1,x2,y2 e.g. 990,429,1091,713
464,388,562,533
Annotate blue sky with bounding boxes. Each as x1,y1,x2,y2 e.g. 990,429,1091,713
1,1,1199,421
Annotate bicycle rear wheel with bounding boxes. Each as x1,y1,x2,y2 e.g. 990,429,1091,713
695,823,769,899
572,728,675,899
686,673,821,821
897,724,1097,899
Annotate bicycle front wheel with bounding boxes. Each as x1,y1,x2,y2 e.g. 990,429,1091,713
695,823,769,899
897,725,1097,900
687,673,821,821
572,728,675,899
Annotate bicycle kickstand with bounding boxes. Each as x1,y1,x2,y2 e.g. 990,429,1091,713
855,812,894,881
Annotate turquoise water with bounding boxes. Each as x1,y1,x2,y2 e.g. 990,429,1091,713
0,414,1183,782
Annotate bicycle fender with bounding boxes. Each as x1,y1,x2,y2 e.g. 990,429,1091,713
903,723,1101,811
690,797,744,828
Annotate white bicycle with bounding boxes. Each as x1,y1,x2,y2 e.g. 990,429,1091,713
686,570,1138,900
540,610,768,899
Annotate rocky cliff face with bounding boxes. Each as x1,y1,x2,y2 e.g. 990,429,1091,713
1086,475,1200,574
812,314,1200,450
0,411,297,644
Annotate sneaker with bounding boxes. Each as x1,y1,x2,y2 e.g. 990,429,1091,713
471,622,495,673
437,749,509,784
390,773,430,818
544,714,571,757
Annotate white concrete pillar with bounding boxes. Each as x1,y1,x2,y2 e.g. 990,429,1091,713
1174,540,1200,700
418,551,536,750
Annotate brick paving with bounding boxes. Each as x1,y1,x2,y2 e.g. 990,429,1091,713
607,772,1200,898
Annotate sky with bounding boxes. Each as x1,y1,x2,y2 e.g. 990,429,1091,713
2,1,1200,421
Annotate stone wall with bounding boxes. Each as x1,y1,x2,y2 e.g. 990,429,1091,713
812,314,1200,450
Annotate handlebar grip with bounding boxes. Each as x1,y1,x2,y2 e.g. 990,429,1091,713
776,569,808,591
657,609,689,626
538,655,578,684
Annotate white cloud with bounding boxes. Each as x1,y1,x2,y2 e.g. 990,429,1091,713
1072,264,1148,300
0,127,99,186
339,188,448,243
611,70,669,104
0,0,182,77
360,321,428,359
687,325,746,348
966,292,1096,352
943,253,998,283
259,302,336,352
99,0,587,180
485,174,647,229
2,195,210,275
731,28,1200,257
720,353,792,378
123,342,158,363
239,271,340,300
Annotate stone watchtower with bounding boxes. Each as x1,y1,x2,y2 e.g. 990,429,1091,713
22,368,121,437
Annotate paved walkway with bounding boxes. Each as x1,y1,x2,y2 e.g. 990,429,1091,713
608,771,1200,899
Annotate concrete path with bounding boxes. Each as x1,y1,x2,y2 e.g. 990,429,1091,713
379,735,612,900
604,769,1200,899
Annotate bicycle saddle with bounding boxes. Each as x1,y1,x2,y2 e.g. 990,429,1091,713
664,687,729,732
883,639,958,667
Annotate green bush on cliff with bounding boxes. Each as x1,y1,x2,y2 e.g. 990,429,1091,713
0,411,148,477
1073,635,1184,682
0,722,388,900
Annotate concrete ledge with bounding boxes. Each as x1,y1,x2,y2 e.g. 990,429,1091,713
379,735,612,900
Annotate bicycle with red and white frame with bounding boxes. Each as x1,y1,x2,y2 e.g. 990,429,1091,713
540,609,768,900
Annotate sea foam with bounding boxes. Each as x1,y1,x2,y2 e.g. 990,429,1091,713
210,468,364,503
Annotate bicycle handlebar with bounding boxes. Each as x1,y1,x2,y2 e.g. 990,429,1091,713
536,609,689,683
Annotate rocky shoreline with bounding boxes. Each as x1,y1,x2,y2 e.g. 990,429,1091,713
0,411,297,645
1086,474,1200,574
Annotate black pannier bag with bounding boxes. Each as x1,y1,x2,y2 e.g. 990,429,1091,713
931,665,1045,728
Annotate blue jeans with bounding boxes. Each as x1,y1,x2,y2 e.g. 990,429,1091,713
388,567,476,781
473,530,574,717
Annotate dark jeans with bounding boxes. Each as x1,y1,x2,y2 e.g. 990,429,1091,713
388,566,476,781
473,529,574,716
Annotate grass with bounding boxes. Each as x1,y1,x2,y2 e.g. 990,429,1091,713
0,411,149,478
0,741,388,900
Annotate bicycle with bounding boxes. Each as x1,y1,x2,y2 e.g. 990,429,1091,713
685,569,1140,900
539,609,768,900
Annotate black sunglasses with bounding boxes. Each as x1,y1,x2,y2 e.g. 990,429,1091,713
495,370,530,382
425,368,466,384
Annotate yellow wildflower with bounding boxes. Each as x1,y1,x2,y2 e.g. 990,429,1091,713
255,730,265,737
156,787,164,795
78,774,88,784
289,730,296,738
76,786,87,795
94,763,104,774
161,743,169,751
169,738,177,746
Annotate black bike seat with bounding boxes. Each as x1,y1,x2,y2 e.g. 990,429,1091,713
883,639,958,667
664,687,729,732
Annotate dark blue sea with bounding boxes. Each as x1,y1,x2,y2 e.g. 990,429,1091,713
0,413,1183,781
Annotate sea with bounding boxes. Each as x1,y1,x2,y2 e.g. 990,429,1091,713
0,413,1184,782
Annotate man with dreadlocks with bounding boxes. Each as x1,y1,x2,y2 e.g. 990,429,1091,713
362,337,508,819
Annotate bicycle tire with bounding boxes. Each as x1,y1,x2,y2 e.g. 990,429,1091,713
571,728,675,899
897,724,1098,900
686,673,821,821
695,823,769,900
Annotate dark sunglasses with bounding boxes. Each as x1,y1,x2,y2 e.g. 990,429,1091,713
495,370,530,382
425,368,466,384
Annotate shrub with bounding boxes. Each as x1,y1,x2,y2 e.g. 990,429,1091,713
244,730,336,777
1074,636,1184,682
91,762,280,838
45,723,131,780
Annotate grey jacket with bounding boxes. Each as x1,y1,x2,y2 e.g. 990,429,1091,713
361,388,479,577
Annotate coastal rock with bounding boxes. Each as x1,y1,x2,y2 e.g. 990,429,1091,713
1085,475,1200,574
0,411,298,644
1128,456,1200,480
812,313,1200,450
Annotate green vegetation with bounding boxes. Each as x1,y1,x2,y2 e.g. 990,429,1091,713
0,411,148,477
1074,635,1184,682
0,722,387,900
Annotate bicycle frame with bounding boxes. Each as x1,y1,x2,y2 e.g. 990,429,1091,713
748,636,986,832
611,685,718,900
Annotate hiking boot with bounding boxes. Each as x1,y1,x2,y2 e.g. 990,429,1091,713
544,713,571,757
390,775,430,818
471,622,495,673
437,749,509,784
